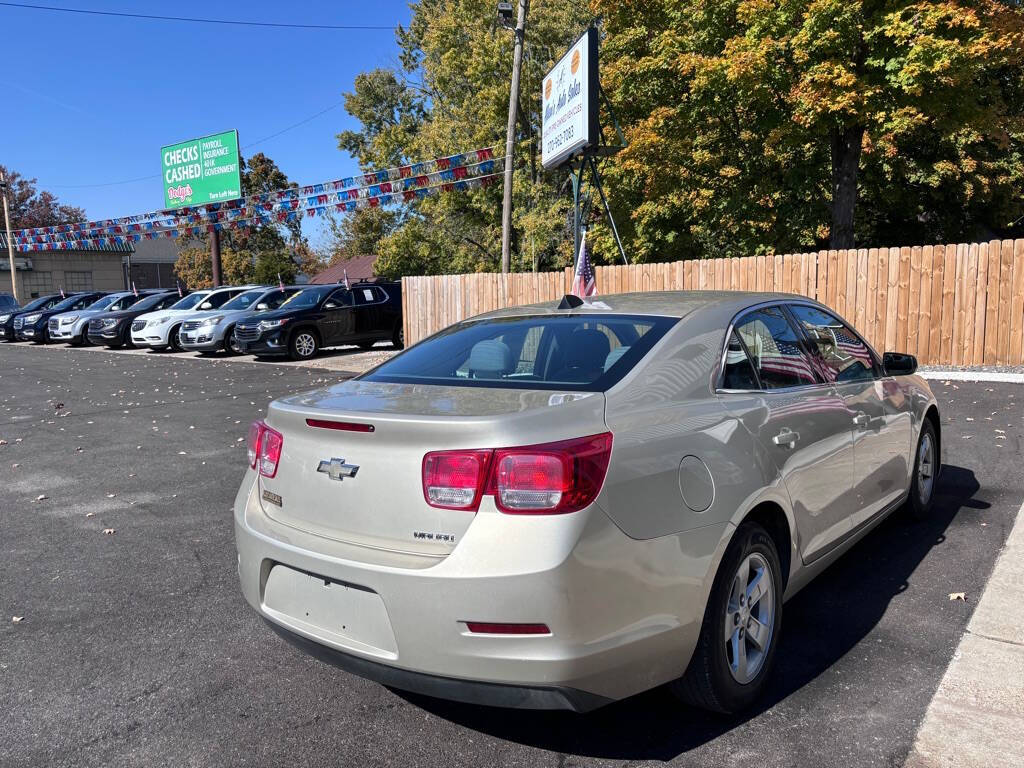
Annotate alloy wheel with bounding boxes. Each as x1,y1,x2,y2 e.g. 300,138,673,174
917,432,935,506
295,333,316,357
724,552,775,684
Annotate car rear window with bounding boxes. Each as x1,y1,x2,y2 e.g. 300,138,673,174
361,314,678,391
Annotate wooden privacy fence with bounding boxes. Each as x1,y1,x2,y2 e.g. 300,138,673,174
401,238,1024,367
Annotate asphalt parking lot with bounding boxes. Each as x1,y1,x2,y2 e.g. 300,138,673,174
1,343,1021,768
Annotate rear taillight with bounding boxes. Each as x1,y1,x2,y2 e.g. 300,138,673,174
246,421,262,469
464,622,551,635
422,449,492,510
247,421,284,478
421,433,612,515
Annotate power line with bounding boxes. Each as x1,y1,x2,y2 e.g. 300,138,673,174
0,2,395,30
46,102,344,189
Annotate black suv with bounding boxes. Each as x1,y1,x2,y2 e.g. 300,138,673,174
1,294,62,341
87,291,183,348
234,281,403,360
15,291,109,343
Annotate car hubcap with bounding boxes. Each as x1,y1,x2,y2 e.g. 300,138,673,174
724,552,774,684
296,333,315,357
917,432,934,505
229,336,241,353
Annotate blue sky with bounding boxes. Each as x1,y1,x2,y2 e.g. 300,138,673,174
1,1,412,245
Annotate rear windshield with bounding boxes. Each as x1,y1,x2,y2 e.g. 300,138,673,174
361,314,678,391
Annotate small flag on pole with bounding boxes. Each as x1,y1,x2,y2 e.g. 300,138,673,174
570,229,597,297
132,281,138,297
177,280,183,297
60,287,65,298
343,269,350,289
278,273,285,290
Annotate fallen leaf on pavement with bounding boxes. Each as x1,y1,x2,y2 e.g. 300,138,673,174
948,592,967,602
12,616,24,624
102,528,116,535
86,512,95,517
34,494,47,502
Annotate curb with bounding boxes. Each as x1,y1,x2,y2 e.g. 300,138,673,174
905,499,1024,768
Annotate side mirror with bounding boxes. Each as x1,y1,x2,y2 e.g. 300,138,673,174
323,300,339,310
199,302,213,310
255,303,269,311
882,352,917,376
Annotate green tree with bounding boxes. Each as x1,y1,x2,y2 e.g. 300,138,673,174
320,206,399,269
0,166,85,229
594,0,1024,256
336,0,592,276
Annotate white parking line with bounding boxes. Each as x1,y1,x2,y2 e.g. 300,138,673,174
919,370,1024,384
905,499,1024,768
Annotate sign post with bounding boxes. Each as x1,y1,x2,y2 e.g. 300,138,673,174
161,130,241,286
541,28,628,266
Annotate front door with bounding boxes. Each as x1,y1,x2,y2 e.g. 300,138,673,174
320,287,355,345
729,306,857,562
787,304,911,526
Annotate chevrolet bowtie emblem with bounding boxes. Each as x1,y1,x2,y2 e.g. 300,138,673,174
317,457,359,481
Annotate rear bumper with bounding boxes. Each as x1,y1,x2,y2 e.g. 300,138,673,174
234,473,719,709
266,619,610,712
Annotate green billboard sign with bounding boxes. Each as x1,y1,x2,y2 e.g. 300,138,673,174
161,129,241,209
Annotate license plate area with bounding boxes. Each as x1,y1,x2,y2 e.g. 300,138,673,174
261,564,398,659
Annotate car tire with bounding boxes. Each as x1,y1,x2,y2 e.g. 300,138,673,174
357,341,376,351
168,326,183,352
392,323,404,349
71,328,89,347
906,419,938,520
122,327,135,349
289,328,319,361
671,521,783,714
224,327,242,356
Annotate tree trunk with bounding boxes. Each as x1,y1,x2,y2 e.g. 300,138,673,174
829,125,865,250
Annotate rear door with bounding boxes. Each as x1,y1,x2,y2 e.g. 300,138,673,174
787,303,911,524
727,305,856,562
352,285,386,339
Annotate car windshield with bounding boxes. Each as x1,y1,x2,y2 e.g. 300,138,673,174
49,294,86,312
131,293,173,310
85,294,123,311
167,293,207,310
362,314,679,392
280,287,330,309
222,290,265,311
19,296,55,311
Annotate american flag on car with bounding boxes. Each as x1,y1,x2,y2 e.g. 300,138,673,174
571,230,597,298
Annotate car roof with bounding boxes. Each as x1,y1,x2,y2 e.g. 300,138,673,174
475,290,819,322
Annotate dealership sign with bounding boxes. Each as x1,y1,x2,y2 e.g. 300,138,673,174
541,27,599,169
161,130,241,209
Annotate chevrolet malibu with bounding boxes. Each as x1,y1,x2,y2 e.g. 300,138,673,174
234,292,940,713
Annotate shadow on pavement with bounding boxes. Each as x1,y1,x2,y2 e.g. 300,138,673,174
394,464,983,762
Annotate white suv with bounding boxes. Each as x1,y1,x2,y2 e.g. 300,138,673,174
131,286,260,351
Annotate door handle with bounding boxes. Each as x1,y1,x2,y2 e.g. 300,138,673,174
772,428,800,448
852,412,870,429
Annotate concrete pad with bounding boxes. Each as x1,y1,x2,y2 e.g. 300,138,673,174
906,501,1024,768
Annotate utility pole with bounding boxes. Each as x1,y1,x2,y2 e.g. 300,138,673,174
500,0,528,274
210,228,223,287
0,169,19,303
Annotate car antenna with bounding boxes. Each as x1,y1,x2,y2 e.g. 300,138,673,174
558,294,585,310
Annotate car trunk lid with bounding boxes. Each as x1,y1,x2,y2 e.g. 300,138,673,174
258,379,607,560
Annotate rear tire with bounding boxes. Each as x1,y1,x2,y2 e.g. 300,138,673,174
392,323,404,349
288,329,319,361
907,419,938,520
122,327,135,349
671,522,782,714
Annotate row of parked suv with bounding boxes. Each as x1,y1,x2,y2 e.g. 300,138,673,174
0,281,404,360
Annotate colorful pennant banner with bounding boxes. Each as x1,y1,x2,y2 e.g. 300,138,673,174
14,172,503,253
11,146,498,243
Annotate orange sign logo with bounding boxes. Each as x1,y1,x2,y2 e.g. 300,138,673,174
571,49,581,75
544,78,552,100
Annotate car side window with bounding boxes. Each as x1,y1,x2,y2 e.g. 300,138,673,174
721,331,760,389
205,292,232,309
732,306,819,389
787,305,877,384
326,288,354,308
